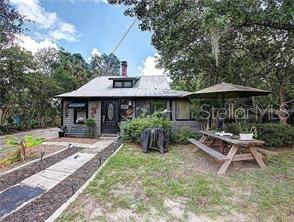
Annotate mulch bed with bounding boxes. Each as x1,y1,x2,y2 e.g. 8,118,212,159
2,141,120,222
0,147,80,192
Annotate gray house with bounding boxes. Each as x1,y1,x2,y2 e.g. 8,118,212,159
56,62,200,137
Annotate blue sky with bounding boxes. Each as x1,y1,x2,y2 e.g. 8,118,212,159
12,0,164,76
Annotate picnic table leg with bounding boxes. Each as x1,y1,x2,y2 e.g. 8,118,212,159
193,135,207,152
219,140,225,154
217,145,239,175
249,146,266,168
199,135,207,143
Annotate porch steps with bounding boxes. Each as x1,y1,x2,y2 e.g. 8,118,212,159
101,133,119,137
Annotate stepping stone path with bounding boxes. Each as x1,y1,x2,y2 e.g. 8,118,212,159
0,137,117,221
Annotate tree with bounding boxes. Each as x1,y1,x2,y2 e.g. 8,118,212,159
110,0,294,123
0,46,34,125
89,53,120,76
34,47,60,75
0,0,25,48
52,49,91,92
24,72,62,127
90,53,103,76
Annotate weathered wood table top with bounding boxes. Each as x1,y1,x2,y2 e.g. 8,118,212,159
199,130,265,146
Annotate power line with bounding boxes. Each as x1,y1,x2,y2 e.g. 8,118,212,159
111,18,138,54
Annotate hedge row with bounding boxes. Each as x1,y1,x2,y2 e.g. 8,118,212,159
122,116,294,148
121,116,199,144
226,123,294,148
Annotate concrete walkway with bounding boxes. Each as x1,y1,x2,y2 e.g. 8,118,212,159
0,137,115,219
0,128,59,147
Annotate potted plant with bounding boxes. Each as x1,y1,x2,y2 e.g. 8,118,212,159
237,122,257,140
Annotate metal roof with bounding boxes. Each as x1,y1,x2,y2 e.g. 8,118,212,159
55,75,190,98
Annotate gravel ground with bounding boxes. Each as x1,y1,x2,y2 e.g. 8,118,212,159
0,145,66,174
0,147,80,192
1,141,120,222
46,137,99,144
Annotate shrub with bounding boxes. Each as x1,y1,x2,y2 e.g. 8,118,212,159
85,118,96,138
85,118,96,128
122,116,172,143
172,127,200,144
226,123,294,148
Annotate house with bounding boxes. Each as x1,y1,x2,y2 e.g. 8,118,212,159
55,62,200,137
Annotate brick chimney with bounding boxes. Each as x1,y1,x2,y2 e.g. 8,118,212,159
121,61,127,77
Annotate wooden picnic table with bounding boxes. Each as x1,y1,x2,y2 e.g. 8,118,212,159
189,131,266,175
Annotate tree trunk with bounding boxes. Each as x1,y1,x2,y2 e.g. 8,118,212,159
278,83,288,124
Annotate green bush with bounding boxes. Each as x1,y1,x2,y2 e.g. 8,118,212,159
122,116,172,143
85,118,96,138
226,123,294,148
85,118,96,128
173,127,200,144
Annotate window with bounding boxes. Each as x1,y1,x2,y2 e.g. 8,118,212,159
124,81,132,88
151,100,166,114
120,100,134,121
114,81,123,88
175,100,191,120
113,80,133,88
135,100,150,117
74,107,88,124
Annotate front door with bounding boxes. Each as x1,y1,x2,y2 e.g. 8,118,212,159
102,100,119,134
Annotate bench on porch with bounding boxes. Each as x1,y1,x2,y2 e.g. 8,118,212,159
188,138,230,161
65,126,89,137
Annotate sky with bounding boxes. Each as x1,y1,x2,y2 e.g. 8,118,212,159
11,0,166,76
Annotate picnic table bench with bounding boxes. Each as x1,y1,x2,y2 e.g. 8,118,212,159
189,131,266,175
65,126,89,137
188,139,229,161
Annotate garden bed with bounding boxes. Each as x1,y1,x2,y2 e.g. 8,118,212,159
59,143,294,222
0,147,80,192
0,144,66,174
1,141,120,222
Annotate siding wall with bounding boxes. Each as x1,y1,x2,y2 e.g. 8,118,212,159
88,100,101,136
63,99,101,137
63,100,74,127
62,98,201,136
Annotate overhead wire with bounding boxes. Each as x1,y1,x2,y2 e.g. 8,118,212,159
111,18,138,54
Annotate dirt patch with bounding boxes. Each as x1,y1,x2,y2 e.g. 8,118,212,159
46,137,99,144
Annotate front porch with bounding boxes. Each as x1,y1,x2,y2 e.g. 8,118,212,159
62,98,201,137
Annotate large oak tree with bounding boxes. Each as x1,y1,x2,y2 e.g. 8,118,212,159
110,0,294,123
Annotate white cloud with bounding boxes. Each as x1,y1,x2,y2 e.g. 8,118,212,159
91,48,102,57
59,23,76,34
87,48,102,62
11,0,58,29
49,22,78,42
138,53,166,76
11,0,78,42
17,34,58,54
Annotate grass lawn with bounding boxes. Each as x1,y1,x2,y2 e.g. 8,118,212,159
59,143,294,222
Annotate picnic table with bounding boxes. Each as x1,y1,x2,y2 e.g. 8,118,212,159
189,131,266,175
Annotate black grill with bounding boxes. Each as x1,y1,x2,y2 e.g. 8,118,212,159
140,128,168,154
